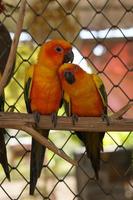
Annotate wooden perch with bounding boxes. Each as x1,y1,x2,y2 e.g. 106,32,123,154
22,126,77,166
111,102,133,119
0,0,26,96
0,103,132,132
0,112,77,166
0,102,132,165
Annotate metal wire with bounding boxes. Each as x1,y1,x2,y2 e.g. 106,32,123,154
0,0,133,199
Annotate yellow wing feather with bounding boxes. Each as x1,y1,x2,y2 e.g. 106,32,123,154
64,91,71,116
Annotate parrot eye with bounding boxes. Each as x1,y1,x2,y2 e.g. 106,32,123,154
55,46,63,53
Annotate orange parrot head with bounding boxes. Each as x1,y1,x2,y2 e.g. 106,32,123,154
37,39,74,70
59,63,84,85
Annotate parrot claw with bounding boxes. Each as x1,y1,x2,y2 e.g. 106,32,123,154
101,113,110,126
72,114,78,125
8,104,15,112
51,112,57,127
33,112,41,127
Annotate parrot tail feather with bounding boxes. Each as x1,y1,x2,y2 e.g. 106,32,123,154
76,131,104,180
85,132,104,180
30,129,49,195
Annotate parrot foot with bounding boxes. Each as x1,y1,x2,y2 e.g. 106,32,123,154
33,112,41,127
101,113,110,126
72,114,78,125
51,112,57,127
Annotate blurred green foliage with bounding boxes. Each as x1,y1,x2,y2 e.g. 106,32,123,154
5,42,39,112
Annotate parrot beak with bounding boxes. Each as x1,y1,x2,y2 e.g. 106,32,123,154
63,49,74,63
64,71,75,84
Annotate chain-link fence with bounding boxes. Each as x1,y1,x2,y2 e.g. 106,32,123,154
0,0,133,199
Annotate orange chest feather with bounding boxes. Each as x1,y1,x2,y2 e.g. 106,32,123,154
71,93,104,117
30,67,62,114
66,76,104,117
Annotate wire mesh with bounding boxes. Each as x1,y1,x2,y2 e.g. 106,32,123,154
0,0,133,199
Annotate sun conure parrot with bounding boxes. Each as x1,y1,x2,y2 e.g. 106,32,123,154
24,39,74,195
0,22,15,180
58,63,107,179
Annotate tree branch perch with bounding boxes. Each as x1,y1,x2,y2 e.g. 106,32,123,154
22,126,77,166
111,102,133,119
0,102,132,165
0,0,26,96
0,111,132,133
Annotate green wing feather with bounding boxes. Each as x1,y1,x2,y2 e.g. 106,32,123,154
93,74,107,111
63,91,71,117
24,65,34,113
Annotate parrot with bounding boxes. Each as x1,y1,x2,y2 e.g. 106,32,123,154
58,63,108,179
0,22,15,180
24,39,74,195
